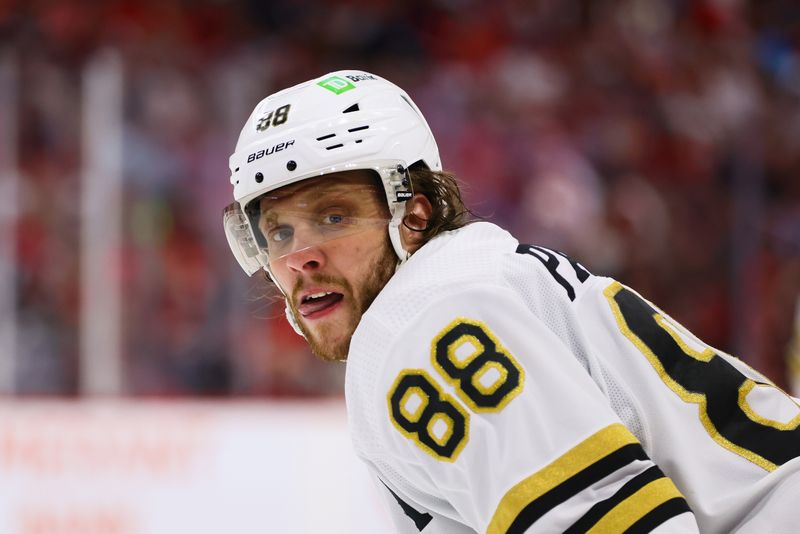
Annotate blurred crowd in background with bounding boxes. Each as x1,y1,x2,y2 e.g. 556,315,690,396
2,0,799,397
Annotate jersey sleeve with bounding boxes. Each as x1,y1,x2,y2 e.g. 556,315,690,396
578,279,800,531
372,472,477,534
370,284,699,533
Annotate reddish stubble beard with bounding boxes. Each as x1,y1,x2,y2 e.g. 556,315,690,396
286,237,397,362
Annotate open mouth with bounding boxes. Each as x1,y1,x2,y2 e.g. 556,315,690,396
298,291,344,318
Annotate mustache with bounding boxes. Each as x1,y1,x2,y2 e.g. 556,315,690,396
290,273,350,301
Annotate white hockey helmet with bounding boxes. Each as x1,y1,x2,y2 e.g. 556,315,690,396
223,70,441,277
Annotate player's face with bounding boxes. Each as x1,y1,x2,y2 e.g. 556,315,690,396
261,171,397,362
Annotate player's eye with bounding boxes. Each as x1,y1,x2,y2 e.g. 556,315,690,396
321,214,346,225
267,225,294,244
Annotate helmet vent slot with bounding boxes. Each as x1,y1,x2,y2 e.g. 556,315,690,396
316,133,336,141
325,143,344,150
400,94,424,122
343,103,360,113
348,125,369,133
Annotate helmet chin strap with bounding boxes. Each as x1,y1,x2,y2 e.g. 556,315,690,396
264,264,307,338
284,304,305,338
388,202,411,265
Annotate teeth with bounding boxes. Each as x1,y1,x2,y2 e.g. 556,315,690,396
306,292,332,301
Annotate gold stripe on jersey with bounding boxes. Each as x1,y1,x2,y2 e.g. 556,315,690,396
487,424,639,534
585,478,684,533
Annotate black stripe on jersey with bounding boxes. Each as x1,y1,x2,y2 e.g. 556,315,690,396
505,443,647,534
382,482,433,531
562,465,687,533
515,245,590,301
487,425,690,534
625,498,692,533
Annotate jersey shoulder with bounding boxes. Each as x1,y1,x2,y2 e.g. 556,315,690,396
346,283,693,531
511,243,599,303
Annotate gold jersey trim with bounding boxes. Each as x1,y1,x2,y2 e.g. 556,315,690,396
487,423,638,534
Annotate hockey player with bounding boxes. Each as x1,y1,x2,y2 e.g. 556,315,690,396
223,71,800,533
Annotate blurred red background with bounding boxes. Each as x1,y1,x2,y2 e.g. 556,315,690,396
2,0,798,397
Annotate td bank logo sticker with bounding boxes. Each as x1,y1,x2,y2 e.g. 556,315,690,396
317,76,356,95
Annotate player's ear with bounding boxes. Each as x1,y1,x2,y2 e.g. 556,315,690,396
400,193,433,254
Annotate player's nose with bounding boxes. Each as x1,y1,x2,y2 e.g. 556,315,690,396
282,242,326,273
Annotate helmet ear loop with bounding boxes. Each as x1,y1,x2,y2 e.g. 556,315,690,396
401,213,430,233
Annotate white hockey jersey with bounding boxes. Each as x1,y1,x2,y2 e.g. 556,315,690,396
345,222,800,533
